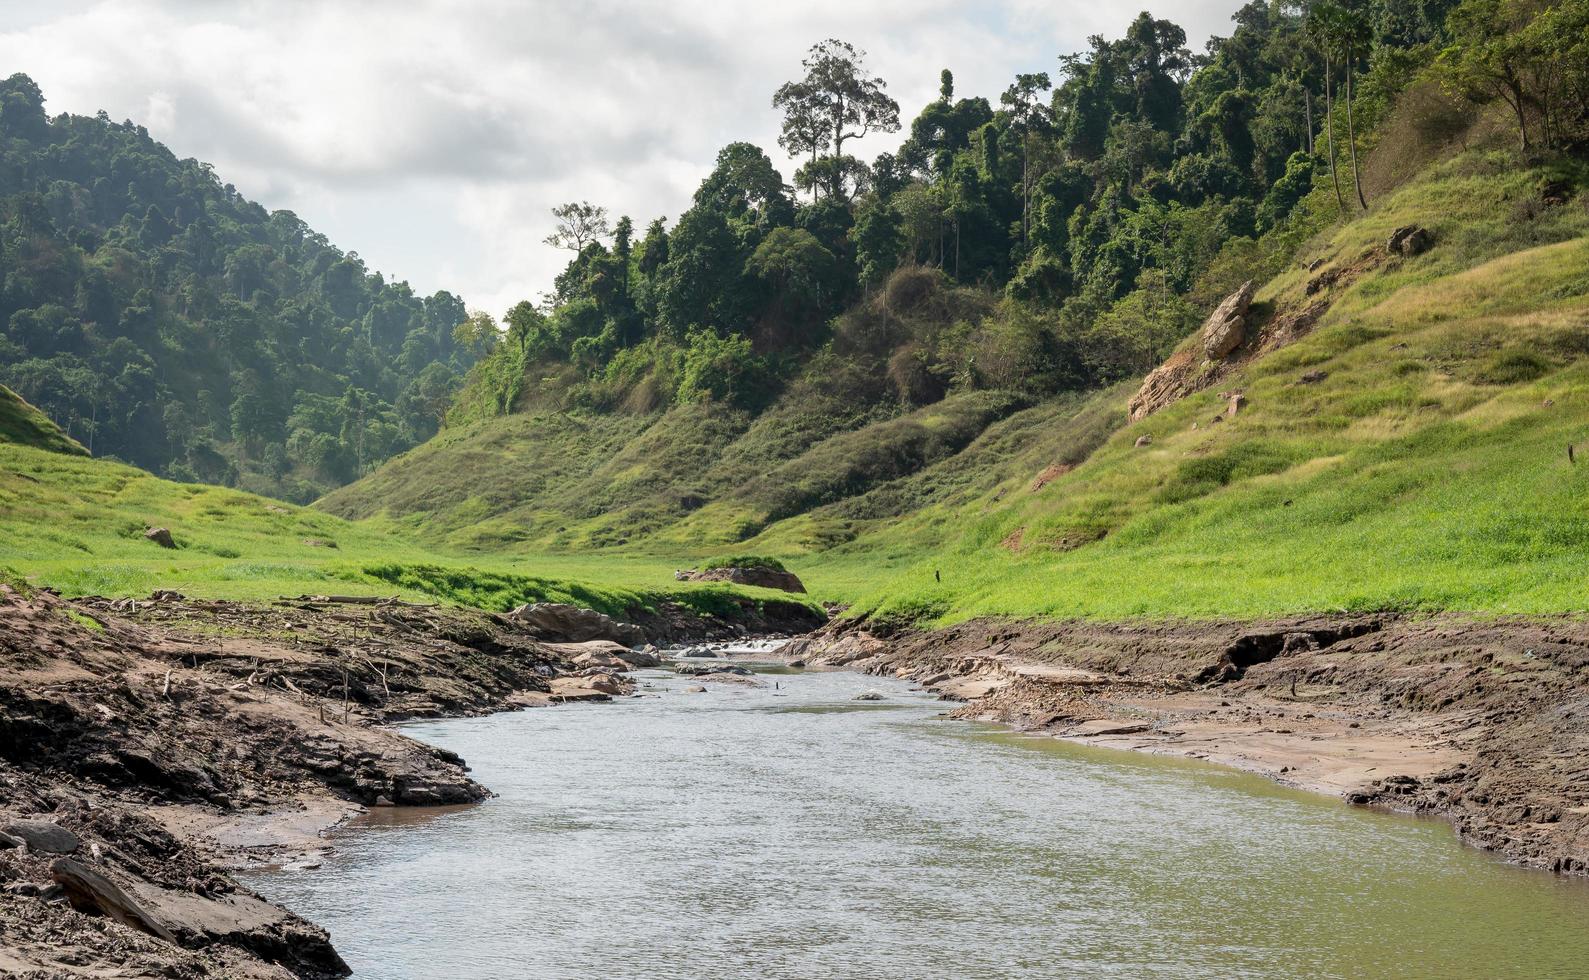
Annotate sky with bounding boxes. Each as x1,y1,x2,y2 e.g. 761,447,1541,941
0,0,1237,318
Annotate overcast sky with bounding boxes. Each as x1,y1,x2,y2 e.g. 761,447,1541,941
1,0,1236,318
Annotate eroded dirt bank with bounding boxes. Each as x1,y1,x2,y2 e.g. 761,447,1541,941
784,613,1589,875
0,586,819,978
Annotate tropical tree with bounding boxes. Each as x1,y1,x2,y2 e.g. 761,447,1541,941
772,40,902,200
544,201,611,253
1000,72,1053,249
1307,3,1348,212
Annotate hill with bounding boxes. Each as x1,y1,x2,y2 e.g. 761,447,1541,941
0,73,485,502
826,150,1589,623
0,382,86,455
323,148,1589,624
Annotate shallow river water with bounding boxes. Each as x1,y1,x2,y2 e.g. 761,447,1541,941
248,659,1589,979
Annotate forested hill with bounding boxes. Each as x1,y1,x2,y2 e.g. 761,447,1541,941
331,0,1589,552
0,73,485,502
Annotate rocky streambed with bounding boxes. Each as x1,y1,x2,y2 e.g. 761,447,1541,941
8,583,1589,977
0,586,819,978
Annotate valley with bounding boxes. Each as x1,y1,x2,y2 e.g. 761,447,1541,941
3,0,1589,975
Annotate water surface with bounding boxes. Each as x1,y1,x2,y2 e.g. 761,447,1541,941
248,664,1589,978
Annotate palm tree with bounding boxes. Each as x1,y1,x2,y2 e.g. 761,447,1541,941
1339,7,1371,210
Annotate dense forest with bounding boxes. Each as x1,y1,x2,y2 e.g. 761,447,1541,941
0,75,484,501
451,0,1587,427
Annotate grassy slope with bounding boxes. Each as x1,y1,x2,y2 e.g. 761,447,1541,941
320,384,1036,555
321,152,1589,623
0,384,88,456
9,150,1583,627
825,152,1589,622
0,442,819,617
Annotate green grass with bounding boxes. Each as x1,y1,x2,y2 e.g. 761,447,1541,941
0,442,814,617
0,384,87,456
7,150,1589,630
702,555,788,572
817,152,1589,623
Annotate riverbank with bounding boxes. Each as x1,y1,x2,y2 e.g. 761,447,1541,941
0,585,819,977
785,613,1589,876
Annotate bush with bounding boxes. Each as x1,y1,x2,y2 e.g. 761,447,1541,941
703,554,787,572
675,330,771,409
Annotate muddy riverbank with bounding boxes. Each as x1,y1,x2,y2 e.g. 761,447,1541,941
784,613,1589,875
0,585,816,977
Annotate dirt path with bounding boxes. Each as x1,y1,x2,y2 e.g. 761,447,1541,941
785,613,1589,875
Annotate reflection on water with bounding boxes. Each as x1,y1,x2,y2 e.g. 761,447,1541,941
246,666,1589,979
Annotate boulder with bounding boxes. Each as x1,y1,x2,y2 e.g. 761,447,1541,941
2,818,79,854
1388,225,1434,257
676,565,806,594
582,673,626,696
619,645,663,668
144,526,176,549
853,691,884,701
508,602,646,646
52,858,348,975
1202,280,1257,360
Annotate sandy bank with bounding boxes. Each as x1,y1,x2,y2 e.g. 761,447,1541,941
784,614,1589,875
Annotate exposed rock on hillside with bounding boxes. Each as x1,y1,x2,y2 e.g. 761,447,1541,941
1201,279,1257,360
1388,224,1434,256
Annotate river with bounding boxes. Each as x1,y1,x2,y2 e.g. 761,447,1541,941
246,657,1589,979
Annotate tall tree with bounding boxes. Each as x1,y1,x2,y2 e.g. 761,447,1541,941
1338,5,1371,210
1307,4,1348,213
544,201,611,253
1000,72,1053,249
773,40,902,199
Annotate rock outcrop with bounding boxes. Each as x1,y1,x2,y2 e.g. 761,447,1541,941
1388,224,1434,256
1201,280,1257,360
508,602,647,646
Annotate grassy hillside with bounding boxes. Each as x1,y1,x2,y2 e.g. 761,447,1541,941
824,152,1589,622
0,384,87,456
0,440,819,621
321,148,1589,625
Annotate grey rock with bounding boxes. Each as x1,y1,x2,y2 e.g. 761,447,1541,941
3,819,79,854
1388,224,1434,256
1201,280,1257,360
508,602,646,646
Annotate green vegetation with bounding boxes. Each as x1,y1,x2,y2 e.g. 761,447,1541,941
0,74,484,501
0,440,816,619
7,0,1589,636
823,150,1589,623
0,383,86,456
703,555,788,573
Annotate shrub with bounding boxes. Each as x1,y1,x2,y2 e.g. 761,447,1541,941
703,554,787,572
675,330,771,409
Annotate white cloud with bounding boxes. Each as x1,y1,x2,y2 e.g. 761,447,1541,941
0,0,1235,318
